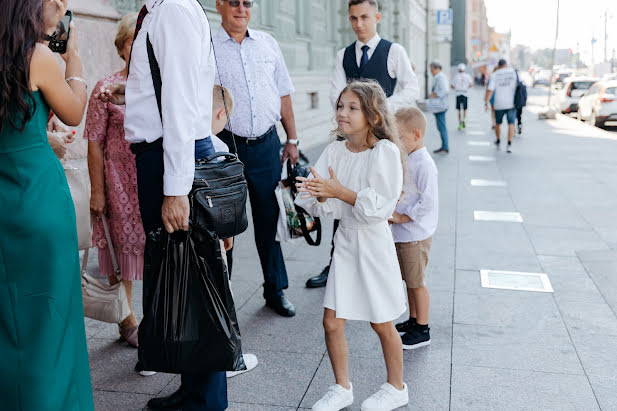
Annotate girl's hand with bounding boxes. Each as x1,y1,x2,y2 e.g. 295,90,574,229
296,167,342,200
61,21,79,63
42,0,68,36
90,190,106,219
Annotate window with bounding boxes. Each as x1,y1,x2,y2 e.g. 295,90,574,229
295,0,311,35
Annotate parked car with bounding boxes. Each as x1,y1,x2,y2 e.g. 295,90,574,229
554,70,574,87
577,80,617,128
533,70,552,87
555,77,599,115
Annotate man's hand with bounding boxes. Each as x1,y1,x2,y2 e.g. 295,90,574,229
281,141,299,164
161,195,190,233
429,92,438,99
94,82,127,105
223,237,234,251
388,212,412,225
484,101,489,112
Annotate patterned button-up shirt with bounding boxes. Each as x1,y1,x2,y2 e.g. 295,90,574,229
212,26,295,138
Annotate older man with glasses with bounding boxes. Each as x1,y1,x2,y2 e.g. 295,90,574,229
214,0,300,318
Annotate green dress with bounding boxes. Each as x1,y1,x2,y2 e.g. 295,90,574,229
0,91,94,410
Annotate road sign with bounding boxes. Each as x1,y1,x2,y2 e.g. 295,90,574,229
436,9,453,25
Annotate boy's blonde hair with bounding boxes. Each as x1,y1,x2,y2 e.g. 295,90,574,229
213,84,234,115
395,107,427,137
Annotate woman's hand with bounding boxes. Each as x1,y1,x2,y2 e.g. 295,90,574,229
90,190,106,219
42,0,68,36
47,131,67,159
61,21,79,63
94,82,127,106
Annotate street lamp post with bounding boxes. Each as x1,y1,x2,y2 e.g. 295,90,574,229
546,0,560,110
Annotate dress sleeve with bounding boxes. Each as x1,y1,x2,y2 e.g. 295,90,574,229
352,141,403,224
295,142,341,219
83,79,109,144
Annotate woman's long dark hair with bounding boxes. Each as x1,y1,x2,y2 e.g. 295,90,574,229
0,0,43,133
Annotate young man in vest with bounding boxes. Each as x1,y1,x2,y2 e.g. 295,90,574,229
306,0,419,289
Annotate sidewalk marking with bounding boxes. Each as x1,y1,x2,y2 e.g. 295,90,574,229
469,155,496,162
474,211,523,222
467,130,488,135
467,141,491,146
480,269,554,293
470,179,507,187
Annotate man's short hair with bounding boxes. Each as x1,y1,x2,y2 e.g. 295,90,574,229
213,84,234,115
430,62,442,70
348,0,379,10
395,107,427,136
498,58,507,67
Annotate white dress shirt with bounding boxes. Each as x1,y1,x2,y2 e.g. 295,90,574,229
391,147,439,243
212,26,295,138
124,0,215,196
329,34,419,112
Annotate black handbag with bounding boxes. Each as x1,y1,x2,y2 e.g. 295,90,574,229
286,161,322,246
146,24,249,239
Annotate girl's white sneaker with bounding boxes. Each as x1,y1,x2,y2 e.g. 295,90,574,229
361,382,408,411
312,383,354,411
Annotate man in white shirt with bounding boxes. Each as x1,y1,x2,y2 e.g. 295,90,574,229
307,0,420,289
485,58,517,153
213,0,299,318
451,63,473,130
95,1,227,409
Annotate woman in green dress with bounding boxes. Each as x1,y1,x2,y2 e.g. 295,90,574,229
0,0,94,409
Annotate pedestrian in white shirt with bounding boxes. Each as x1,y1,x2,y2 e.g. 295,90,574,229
451,63,473,130
308,0,420,290
389,107,439,351
94,0,227,409
212,0,300,318
485,58,517,153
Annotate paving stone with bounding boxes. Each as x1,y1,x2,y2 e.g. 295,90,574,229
587,374,617,411
525,225,609,256
568,331,617,377
88,339,175,395
451,365,599,411
452,324,584,375
226,349,322,407
228,403,295,411
93,390,151,411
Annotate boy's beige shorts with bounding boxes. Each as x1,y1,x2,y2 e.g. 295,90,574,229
395,237,433,288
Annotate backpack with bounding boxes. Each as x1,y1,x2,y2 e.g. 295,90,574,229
514,70,527,108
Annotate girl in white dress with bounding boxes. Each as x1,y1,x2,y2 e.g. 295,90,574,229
296,81,408,411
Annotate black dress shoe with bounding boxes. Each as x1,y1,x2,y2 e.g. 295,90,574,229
433,147,449,154
147,387,187,410
306,265,330,288
265,295,296,317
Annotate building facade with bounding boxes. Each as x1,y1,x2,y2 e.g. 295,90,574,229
66,0,432,157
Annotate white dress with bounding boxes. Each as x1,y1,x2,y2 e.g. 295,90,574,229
296,139,406,323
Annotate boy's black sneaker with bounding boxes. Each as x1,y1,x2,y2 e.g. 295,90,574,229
401,326,431,350
395,318,416,334
507,142,512,153
494,139,500,147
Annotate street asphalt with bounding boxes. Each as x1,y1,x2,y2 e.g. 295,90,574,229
84,85,617,410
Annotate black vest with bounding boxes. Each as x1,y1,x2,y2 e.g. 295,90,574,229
342,39,397,97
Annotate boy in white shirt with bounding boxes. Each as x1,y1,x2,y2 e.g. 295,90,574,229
389,107,439,350
451,63,473,130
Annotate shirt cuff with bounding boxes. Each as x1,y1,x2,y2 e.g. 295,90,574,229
163,174,194,197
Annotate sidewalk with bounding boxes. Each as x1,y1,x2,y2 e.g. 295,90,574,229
86,86,617,410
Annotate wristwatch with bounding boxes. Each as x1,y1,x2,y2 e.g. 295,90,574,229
286,139,299,147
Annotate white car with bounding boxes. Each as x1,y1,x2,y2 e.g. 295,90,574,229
555,77,599,115
577,80,617,128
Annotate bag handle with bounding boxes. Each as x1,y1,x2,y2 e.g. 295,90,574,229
101,215,121,279
196,152,239,164
145,2,239,155
297,210,322,246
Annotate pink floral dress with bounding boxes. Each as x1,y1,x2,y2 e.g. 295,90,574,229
84,72,145,281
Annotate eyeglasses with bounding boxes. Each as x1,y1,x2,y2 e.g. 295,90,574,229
222,0,254,8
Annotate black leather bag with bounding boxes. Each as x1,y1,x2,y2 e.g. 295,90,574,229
286,161,321,246
191,153,249,239
146,32,249,239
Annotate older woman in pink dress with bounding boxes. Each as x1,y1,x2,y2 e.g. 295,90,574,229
85,14,143,347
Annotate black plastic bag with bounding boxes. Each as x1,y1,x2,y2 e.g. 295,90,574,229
138,227,245,375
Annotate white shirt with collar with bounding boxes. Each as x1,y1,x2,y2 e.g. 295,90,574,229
212,26,295,138
124,0,215,196
391,147,439,243
329,34,419,112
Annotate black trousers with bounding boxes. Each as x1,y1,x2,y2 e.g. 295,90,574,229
219,127,289,300
133,138,227,411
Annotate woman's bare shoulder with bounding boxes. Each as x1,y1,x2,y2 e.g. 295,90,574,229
30,44,61,89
